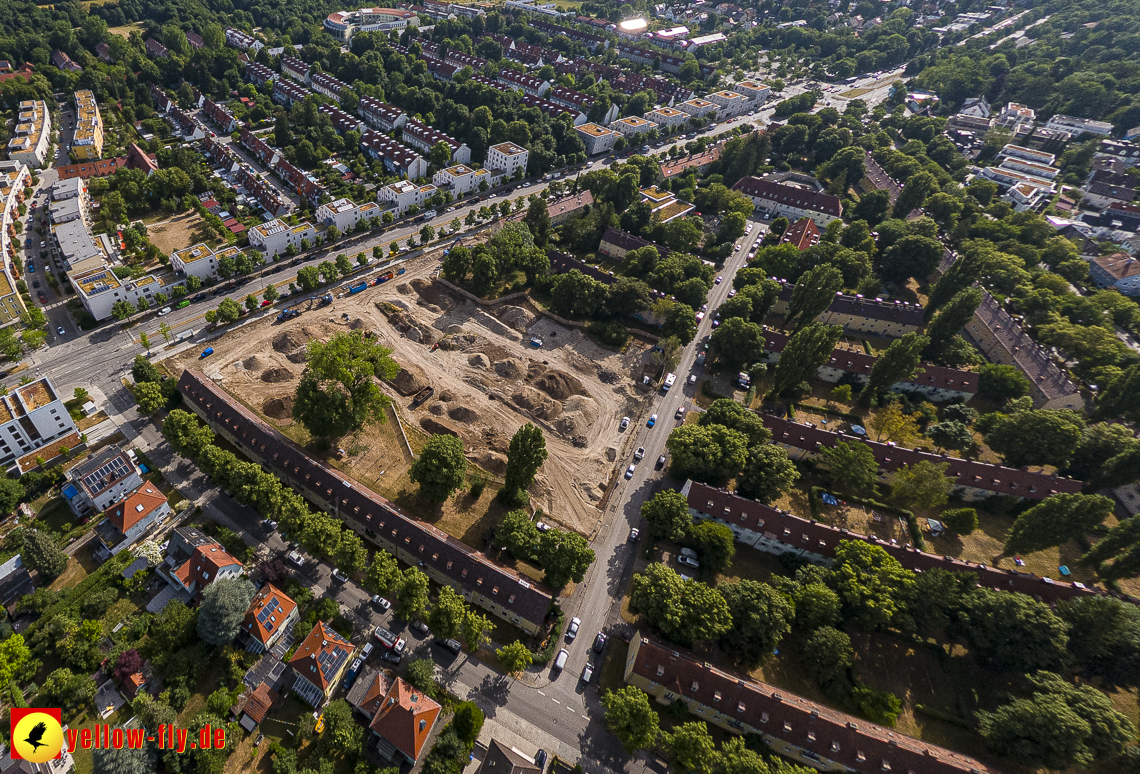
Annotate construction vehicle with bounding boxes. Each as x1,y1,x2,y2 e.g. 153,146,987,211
319,293,333,306
277,308,301,322
373,271,395,285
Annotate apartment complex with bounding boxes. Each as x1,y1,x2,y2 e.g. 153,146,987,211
316,198,382,232
678,98,716,118
612,116,658,137
361,131,429,179
62,446,143,517
732,177,843,227
575,123,618,155
0,377,79,474
171,243,221,281
485,142,529,179
644,106,686,129
0,160,30,325
248,219,317,258
770,282,925,338
432,165,504,197
401,119,471,165
72,90,104,160
705,90,750,118
8,100,51,168
377,180,438,215
359,97,407,132
71,265,163,321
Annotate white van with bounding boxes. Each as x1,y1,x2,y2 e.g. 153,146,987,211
663,373,676,391
554,649,569,671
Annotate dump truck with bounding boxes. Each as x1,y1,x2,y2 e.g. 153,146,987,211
373,271,395,285
347,282,368,295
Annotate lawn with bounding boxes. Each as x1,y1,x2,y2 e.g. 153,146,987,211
49,543,99,591
70,707,129,774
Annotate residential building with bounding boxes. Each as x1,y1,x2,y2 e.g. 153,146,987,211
678,98,716,118
1083,181,1136,210
980,164,1056,193
359,98,407,132
1097,139,1140,168
239,126,280,168
238,683,279,732
311,71,349,103
145,39,170,58
520,93,584,125
0,555,33,614
171,243,220,281
377,180,438,215
678,32,728,49
770,282,924,337
186,31,205,49
528,20,607,51
644,106,686,129
72,91,104,161
638,186,692,223
614,43,685,75
626,632,1007,774
272,78,311,107
0,727,75,773
432,165,504,196
731,80,770,105
323,8,418,41
1044,113,1114,138
54,143,158,182
502,0,564,19
496,68,551,98
161,532,243,600
317,103,362,135
226,28,265,52
71,265,164,321
660,146,721,178
705,90,750,118
486,142,529,179
361,131,429,179
598,226,669,261
446,50,489,72
202,98,237,133
0,377,78,475
964,292,1083,410
477,741,541,774
546,191,595,225
0,159,31,321
167,104,205,141
177,370,554,635
401,119,471,165
275,158,326,204
1089,253,1140,296
94,483,171,557
236,165,293,217
997,156,1059,180
7,100,51,168
316,198,382,232
289,621,353,706
280,55,310,83
367,676,442,763
999,144,1055,166
248,219,317,259
244,61,276,86
779,217,819,250
612,116,658,137
732,177,842,227
548,87,612,124
51,49,82,72
994,102,1035,135
575,123,618,155
242,583,298,654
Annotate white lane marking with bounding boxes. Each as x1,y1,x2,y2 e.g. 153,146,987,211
536,691,546,696
551,699,560,704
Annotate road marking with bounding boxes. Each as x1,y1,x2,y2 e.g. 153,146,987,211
536,691,545,696
551,699,560,704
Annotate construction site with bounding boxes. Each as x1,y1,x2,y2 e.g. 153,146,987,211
168,255,656,540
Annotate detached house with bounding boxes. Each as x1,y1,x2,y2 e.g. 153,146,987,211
366,676,442,764
63,447,143,517
289,621,353,707
94,483,171,558
160,527,243,601
242,583,298,654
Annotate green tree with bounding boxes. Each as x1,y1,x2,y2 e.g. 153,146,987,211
132,354,162,384
604,276,651,318
496,641,533,677
878,235,942,283
784,265,842,331
601,686,660,753
793,583,842,632
134,381,166,414
111,300,135,321
428,585,469,641
662,302,698,344
523,198,551,246
215,297,241,323
93,745,152,774
162,409,214,458
501,423,547,504
978,363,1030,402
396,567,430,620
924,288,982,358
941,507,977,536
927,420,973,453
0,635,30,692
802,626,854,684
985,409,1086,468
736,444,799,504
536,529,595,588
641,490,692,543
691,520,735,574
888,460,954,512
718,580,794,667
1004,493,1114,556
318,699,362,757
297,265,321,291
0,475,24,515
22,529,68,578
830,540,916,632
409,435,468,502
197,578,256,646
630,564,732,646
461,609,493,651
699,400,770,446
293,331,399,438
496,510,540,561
769,323,843,399
892,170,938,218
365,551,401,596
818,440,879,494
668,722,716,774
961,588,1069,672
1080,515,1140,580
708,318,765,369
665,424,749,485
859,332,929,404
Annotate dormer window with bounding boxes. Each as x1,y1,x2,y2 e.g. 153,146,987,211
690,681,698,692
656,666,664,676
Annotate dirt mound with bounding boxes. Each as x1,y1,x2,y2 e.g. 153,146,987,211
393,366,428,395
261,367,294,383
438,390,455,402
527,361,547,380
263,396,294,420
496,306,534,331
419,416,460,437
287,349,308,364
562,395,599,425
349,318,367,331
396,283,414,295
448,406,479,422
605,446,617,461
597,368,619,384
533,370,586,400
406,326,424,343
272,329,308,353
512,387,562,420
468,353,490,369
429,403,446,416
243,354,270,370
473,450,508,474
388,299,412,312
445,324,466,335
493,358,525,380
411,278,457,310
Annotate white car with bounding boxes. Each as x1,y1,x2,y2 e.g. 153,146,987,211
678,554,700,568
536,521,553,532
715,276,723,284
331,568,349,583
634,447,645,461
567,617,581,639
620,416,630,430
157,307,172,316
625,464,636,479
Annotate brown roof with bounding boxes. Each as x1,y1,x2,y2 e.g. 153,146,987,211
1092,253,1140,281
775,283,926,327
368,677,441,761
176,370,553,629
732,177,843,218
779,218,820,250
106,483,168,533
173,542,243,591
599,227,670,259
357,669,393,715
478,740,540,774
243,584,297,646
629,634,1003,774
243,682,278,723
546,191,593,219
289,621,353,692
660,147,722,178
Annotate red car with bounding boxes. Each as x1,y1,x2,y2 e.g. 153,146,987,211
260,299,272,307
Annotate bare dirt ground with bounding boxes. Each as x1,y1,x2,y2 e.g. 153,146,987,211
169,256,654,538
147,211,212,255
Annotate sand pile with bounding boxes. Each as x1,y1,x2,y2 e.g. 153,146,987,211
438,390,455,402
396,283,414,295
429,403,445,416
412,278,457,310
533,370,586,400
473,450,508,474
272,330,308,353
419,417,460,436
287,350,308,364
497,306,535,331
392,367,428,395
512,387,562,420
261,367,294,383
468,353,490,369
243,354,269,370
447,406,479,422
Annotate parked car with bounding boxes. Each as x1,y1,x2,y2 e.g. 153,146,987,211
535,521,553,532
56,326,65,336
567,617,581,639
581,662,594,682
678,554,700,568
593,632,607,653
534,750,548,771
371,595,391,611
647,414,657,427
435,637,462,655
629,528,639,542
381,650,403,665
157,307,172,316
361,642,374,660
286,550,305,567
625,464,636,479
331,568,349,583
655,455,666,470
620,416,630,430
410,619,430,636
262,519,278,530
554,649,569,671
634,447,645,461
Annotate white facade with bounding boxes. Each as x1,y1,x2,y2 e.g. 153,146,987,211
998,157,1059,180
678,98,716,118
576,123,618,155
731,81,770,105
7,100,51,168
705,90,749,118
170,243,220,281
980,165,1056,192
1045,114,1114,137
248,219,317,258
0,378,78,472
613,116,659,137
432,165,505,196
71,264,163,321
485,142,529,178
377,180,438,215
316,198,382,232
645,107,687,128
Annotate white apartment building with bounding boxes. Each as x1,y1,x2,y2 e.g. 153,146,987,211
980,164,1056,192
1045,114,1114,137
645,107,686,129
171,243,220,281
999,144,1056,166
377,180,439,215
678,98,716,118
432,165,505,196
705,90,749,118
485,142,529,178
0,378,79,472
997,156,1059,180
995,102,1035,135
0,160,30,325
612,116,659,137
731,80,770,105
72,90,104,161
248,219,317,258
62,446,143,516
316,198,382,232
576,123,618,155
71,265,164,321
8,100,51,168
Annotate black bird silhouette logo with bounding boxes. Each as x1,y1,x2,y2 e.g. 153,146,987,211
23,722,48,753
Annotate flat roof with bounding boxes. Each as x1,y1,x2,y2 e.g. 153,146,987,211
577,123,616,137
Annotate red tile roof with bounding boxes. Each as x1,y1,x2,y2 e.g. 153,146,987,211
1092,253,1140,281
106,483,168,533
732,177,843,218
779,217,820,250
243,682,278,723
368,677,441,761
289,621,352,692
173,541,243,592
243,584,297,646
